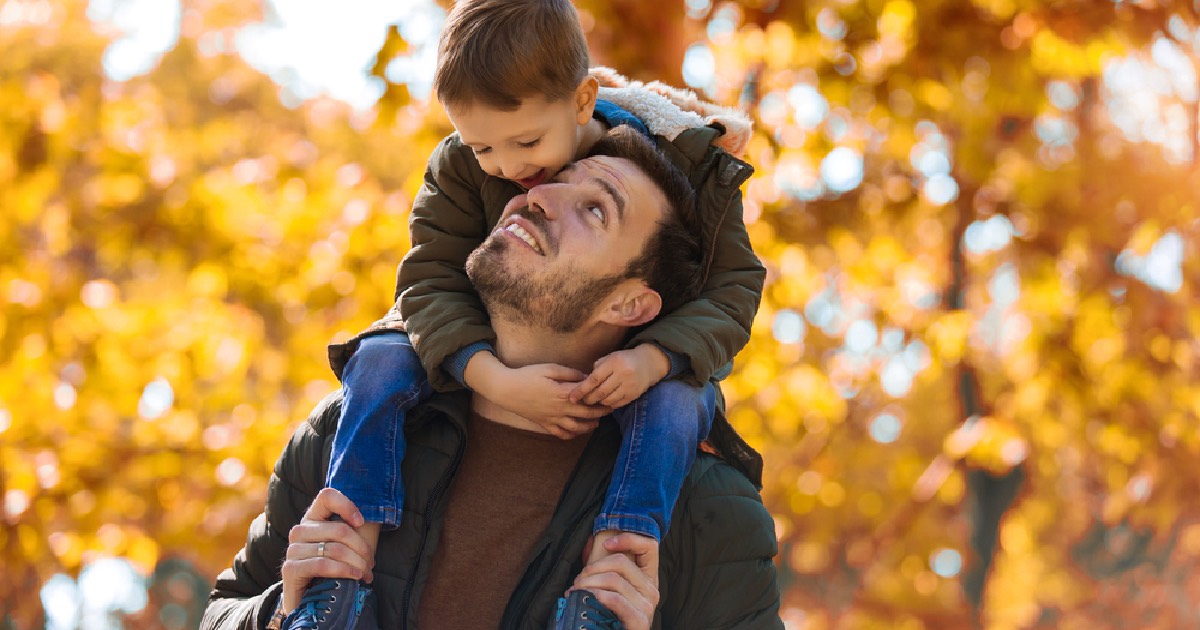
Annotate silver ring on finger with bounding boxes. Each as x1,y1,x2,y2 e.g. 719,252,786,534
317,541,326,557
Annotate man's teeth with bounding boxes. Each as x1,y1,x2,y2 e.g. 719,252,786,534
505,224,542,253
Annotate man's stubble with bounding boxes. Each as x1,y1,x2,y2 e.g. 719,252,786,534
466,210,627,334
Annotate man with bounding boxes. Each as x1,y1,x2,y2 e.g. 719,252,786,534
201,127,782,629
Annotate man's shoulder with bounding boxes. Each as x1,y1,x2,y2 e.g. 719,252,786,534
681,451,767,507
676,452,777,560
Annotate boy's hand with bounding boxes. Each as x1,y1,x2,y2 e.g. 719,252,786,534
465,352,610,439
570,344,670,409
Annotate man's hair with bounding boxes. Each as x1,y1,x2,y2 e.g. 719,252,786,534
586,126,704,316
434,0,590,111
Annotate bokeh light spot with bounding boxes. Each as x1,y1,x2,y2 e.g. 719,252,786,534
930,548,962,577
820,147,864,193
869,413,902,444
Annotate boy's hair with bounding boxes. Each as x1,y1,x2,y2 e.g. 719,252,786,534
434,0,590,111
586,126,704,317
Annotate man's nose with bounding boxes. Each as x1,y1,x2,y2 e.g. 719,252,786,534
524,183,565,219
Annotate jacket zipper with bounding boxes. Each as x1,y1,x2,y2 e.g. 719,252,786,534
400,422,466,629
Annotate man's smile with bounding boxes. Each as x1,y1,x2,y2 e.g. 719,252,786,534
503,222,543,254
498,210,550,255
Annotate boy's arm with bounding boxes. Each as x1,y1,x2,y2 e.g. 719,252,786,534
627,189,764,384
396,134,497,392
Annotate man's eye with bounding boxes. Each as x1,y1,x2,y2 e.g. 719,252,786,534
518,138,541,149
588,205,604,223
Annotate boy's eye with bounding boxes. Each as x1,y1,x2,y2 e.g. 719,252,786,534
471,146,491,155
518,137,542,149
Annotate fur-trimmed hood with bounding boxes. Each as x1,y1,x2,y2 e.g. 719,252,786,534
591,66,753,157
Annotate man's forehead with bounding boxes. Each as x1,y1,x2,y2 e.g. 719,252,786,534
558,155,629,181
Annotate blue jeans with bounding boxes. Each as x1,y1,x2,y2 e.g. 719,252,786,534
593,379,717,541
326,332,432,527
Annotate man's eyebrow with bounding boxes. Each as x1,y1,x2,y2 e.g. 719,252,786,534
591,176,625,223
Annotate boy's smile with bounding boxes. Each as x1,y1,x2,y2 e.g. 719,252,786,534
515,169,549,190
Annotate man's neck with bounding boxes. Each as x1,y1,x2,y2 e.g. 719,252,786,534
471,319,624,432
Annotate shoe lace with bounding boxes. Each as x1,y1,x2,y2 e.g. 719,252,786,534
288,580,341,629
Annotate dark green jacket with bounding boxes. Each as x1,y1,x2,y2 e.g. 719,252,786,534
331,124,763,393
201,391,783,629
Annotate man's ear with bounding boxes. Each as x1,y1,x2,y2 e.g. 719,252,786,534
598,281,662,327
575,75,599,125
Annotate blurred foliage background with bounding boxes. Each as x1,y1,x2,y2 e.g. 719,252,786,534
2,0,1198,628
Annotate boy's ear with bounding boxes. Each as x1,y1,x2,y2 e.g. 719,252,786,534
597,280,662,328
574,75,599,125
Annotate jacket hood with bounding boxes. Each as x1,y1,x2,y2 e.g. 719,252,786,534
591,66,753,157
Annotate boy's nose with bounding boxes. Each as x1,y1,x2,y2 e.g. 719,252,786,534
500,158,525,180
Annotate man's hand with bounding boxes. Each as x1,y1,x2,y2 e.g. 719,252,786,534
573,533,661,630
570,344,670,409
465,352,610,439
280,488,375,614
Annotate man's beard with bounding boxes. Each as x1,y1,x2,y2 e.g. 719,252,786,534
466,219,627,334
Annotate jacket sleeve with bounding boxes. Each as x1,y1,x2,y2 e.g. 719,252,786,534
628,186,765,385
202,396,337,629
396,135,497,392
657,457,782,629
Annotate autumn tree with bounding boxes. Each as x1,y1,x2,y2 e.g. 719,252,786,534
3,0,1198,628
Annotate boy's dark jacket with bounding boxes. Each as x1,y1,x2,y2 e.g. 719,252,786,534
201,390,784,629
328,72,768,486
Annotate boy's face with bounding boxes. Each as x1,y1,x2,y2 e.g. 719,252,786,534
445,81,596,190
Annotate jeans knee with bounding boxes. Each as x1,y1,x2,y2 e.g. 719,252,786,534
344,334,427,400
351,334,422,375
646,379,714,436
648,379,705,412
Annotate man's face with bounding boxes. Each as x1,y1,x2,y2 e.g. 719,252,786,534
446,93,590,190
465,155,668,333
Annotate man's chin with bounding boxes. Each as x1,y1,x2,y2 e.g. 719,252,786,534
465,236,511,291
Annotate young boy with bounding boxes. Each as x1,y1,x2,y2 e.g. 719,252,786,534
285,0,763,627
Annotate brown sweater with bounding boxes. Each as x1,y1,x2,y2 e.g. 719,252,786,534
416,411,589,629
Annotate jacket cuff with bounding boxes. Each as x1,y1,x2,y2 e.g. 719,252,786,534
256,582,285,630
442,342,495,387
657,345,692,380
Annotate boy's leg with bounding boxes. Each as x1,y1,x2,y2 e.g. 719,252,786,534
591,379,717,555
327,332,432,541
289,333,431,629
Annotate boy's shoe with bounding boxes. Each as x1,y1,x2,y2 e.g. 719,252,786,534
552,589,623,630
283,578,377,630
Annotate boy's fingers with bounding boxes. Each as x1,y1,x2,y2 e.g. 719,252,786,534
545,365,587,382
569,376,602,403
583,376,622,405
599,391,628,408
